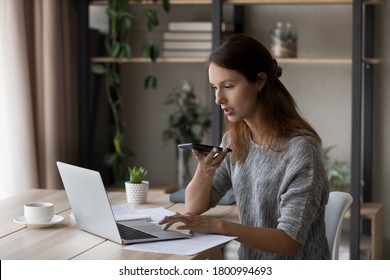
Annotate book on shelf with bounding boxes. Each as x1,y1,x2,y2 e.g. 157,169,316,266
162,50,210,58
163,40,212,50
163,32,212,41
168,21,234,32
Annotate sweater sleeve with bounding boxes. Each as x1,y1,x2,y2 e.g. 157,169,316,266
276,137,329,244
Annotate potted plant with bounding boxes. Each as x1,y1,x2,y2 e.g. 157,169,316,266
91,0,170,185
125,166,149,204
323,146,350,192
162,80,211,189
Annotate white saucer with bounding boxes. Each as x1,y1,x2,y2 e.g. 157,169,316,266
13,215,65,228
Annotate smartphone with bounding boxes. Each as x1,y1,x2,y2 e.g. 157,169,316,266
178,143,232,155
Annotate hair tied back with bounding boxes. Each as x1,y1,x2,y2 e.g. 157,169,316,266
273,59,282,78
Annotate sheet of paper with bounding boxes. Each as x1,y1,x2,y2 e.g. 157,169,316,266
133,207,175,223
123,234,237,256
111,203,150,221
111,204,175,223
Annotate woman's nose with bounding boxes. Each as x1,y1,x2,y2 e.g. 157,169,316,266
214,90,226,105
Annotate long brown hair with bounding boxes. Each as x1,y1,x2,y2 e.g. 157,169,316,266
209,33,321,163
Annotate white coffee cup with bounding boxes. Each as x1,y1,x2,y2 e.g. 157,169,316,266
24,202,54,223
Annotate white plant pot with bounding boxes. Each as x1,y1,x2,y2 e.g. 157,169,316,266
125,181,149,204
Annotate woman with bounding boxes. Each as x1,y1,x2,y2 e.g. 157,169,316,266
160,34,330,260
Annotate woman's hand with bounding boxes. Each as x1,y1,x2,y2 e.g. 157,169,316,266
158,212,223,236
192,147,229,175
182,146,229,217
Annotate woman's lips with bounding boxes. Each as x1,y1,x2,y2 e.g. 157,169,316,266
223,108,233,116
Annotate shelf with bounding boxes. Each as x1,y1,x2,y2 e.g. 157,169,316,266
90,0,213,5
277,57,351,64
90,0,381,5
225,0,352,4
225,0,380,4
363,58,382,65
91,57,208,63
91,56,352,64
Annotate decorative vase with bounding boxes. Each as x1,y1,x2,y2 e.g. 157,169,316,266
125,181,149,204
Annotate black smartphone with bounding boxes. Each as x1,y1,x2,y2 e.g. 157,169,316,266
178,143,232,155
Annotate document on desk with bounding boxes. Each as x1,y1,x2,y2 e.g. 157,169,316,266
112,205,174,223
124,234,237,256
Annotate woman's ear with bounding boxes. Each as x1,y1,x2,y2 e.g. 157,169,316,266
257,72,267,91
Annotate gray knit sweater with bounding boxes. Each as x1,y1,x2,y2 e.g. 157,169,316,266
210,134,330,260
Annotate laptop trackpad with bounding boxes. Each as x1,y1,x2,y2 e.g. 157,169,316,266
120,220,187,238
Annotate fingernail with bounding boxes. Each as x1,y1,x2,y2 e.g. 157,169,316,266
222,147,228,153
213,147,219,153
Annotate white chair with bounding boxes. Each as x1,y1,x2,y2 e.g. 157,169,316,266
325,191,353,260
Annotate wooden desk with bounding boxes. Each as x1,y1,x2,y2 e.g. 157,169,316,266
344,203,384,260
0,189,235,260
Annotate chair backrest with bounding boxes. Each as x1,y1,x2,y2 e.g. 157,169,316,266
324,191,353,260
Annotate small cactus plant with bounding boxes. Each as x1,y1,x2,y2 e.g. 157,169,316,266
128,166,148,184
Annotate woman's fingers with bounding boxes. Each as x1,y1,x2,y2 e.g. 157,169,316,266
159,212,183,230
193,147,227,167
159,212,218,235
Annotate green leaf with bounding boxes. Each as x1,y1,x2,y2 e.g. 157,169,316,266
118,0,129,11
149,44,159,62
162,0,170,12
91,63,107,74
142,43,159,62
144,75,157,89
103,152,119,167
113,134,122,153
120,16,132,31
104,38,111,54
122,147,134,157
128,166,148,183
109,42,121,58
142,9,159,32
191,124,203,137
122,43,131,58
108,71,120,87
107,8,118,18
107,8,118,36
118,43,131,60
142,42,152,58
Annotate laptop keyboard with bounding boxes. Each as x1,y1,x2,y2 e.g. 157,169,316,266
117,223,157,240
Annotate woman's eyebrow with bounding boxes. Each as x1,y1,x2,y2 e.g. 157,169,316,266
211,79,235,86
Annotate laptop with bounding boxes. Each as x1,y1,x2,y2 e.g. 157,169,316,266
56,161,189,244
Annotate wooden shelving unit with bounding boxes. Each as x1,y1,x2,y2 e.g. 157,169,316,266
90,0,379,64
91,57,353,64
89,0,381,6
226,0,352,4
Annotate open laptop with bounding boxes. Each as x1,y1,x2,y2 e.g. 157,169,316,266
56,161,189,244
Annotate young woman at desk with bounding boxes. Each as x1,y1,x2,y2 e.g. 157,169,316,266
159,34,330,260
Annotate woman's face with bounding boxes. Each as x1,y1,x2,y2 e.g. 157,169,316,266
209,63,264,123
